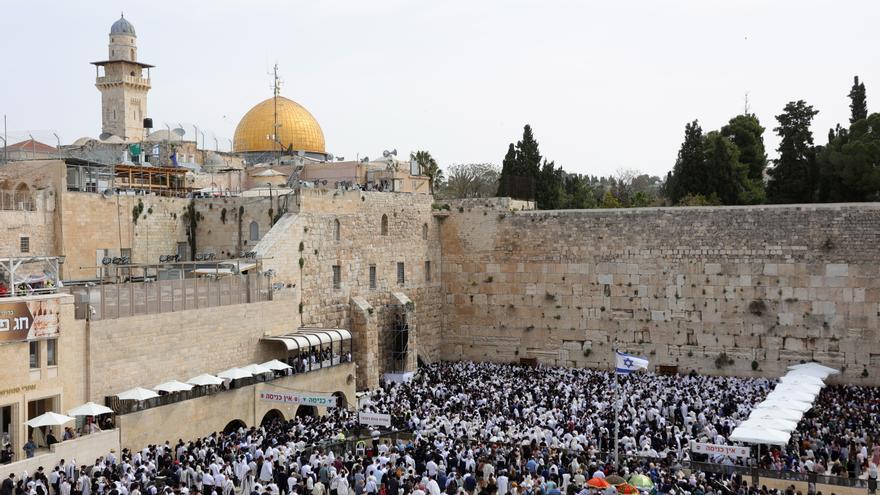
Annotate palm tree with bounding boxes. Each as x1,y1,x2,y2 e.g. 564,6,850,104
411,151,443,195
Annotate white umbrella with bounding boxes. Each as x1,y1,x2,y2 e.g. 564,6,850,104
187,374,224,386
788,362,840,375
116,387,160,401
261,359,292,371
26,411,75,428
729,426,790,445
68,402,114,417
749,407,804,422
241,363,272,375
217,368,253,380
154,380,194,393
754,399,812,413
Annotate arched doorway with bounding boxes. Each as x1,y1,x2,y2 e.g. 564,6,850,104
295,405,316,419
223,419,246,434
261,409,285,426
332,391,348,410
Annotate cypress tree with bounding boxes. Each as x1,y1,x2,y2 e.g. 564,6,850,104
667,120,706,204
849,76,868,124
766,100,819,203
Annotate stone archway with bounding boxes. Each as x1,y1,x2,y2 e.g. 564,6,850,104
332,391,348,410
261,409,285,426
223,419,246,434
295,405,316,419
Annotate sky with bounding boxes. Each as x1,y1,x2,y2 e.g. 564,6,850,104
1,0,877,178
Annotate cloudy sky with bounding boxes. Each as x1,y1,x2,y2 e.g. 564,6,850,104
1,0,876,177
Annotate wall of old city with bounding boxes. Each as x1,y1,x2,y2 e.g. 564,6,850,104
257,189,444,387
440,200,880,384
86,298,298,401
192,195,276,258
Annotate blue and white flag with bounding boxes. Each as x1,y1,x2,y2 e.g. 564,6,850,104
615,351,649,375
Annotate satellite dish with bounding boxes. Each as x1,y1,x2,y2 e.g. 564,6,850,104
99,132,113,141
391,149,397,156
172,128,186,137
101,188,113,199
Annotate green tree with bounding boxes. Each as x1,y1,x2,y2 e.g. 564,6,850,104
598,190,622,208
497,144,518,196
849,76,868,124
497,125,543,201
766,100,820,204
721,114,768,182
535,160,565,209
817,113,880,202
667,120,706,203
411,151,442,194
702,131,747,205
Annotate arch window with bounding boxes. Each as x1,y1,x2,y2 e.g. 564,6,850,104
249,221,259,241
333,218,340,241
381,214,388,236
422,223,428,240
14,184,33,211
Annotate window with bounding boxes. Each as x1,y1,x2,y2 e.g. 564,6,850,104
422,223,428,240
29,341,39,369
369,265,377,289
425,261,432,282
332,265,341,290
381,214,388,236
249,221,259,241
397,262,405,285
333,219,340,241
20,237,29,253
46,339,57,366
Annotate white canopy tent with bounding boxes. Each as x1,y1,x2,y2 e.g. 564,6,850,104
241,363,273,375
765,388,817,403
788,363,840,376
154,380,194,393
787,367,836,379
738,417,799,432
187,374,224,386
117,387,160,401
68,402,114,416
754,399,813,413
217,368,252,380
779,374,826,386
729,426,791,446
749,407,804,422
774,381,823,395
261,359,292,371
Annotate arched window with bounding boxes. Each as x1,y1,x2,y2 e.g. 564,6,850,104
333,218,340,241
381,214,388,236
14,184,32,211
130,48,135,60
422,223,428,240
249,221,259,241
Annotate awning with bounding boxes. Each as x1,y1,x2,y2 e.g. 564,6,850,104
262,328,352,351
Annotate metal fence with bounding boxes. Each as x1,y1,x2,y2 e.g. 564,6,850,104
70,272,272,320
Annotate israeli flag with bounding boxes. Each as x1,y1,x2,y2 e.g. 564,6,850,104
615,350,649,375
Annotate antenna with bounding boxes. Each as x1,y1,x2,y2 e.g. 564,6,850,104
744,91,751,115
268,63,283,162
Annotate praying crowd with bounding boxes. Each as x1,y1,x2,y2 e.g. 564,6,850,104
2,361,878,495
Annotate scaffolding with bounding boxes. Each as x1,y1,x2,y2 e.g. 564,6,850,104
389,306,410,373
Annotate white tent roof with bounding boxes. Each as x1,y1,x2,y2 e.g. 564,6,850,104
242,363,273,375
754,399,812,412
788,362,840,375
749,407,804,422
261,359,292,371
68,402,114,416
779,374,826,386
787,367,836,379
729,426,791,445
117,387,160,401
774,381,823,395
26,411,75,428
739,417,799,433
765,388,817,403
217,367,252,380
187,373,224,386
154,380,194,393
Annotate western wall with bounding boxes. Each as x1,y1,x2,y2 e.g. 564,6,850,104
438,198,880,384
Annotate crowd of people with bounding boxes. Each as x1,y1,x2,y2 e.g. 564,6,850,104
2,361,878,495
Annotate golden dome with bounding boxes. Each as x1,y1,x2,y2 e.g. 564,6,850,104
233,96,325,153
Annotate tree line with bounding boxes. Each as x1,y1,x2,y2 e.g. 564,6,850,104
434,76,877,208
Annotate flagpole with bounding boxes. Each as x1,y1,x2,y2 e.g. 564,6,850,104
613,344,620,472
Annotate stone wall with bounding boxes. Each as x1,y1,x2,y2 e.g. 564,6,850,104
440,200,880,384
257,189,444,387
86,298,298,401
193,195,276,258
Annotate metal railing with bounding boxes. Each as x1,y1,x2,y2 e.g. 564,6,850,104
70,271,272,320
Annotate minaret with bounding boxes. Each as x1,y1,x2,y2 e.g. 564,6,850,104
91,14,154,142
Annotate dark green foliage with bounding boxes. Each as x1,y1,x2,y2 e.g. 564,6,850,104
667,120,706,204
722,114,768,182
767,100,819,203
817,113,880,202
849,76,868,124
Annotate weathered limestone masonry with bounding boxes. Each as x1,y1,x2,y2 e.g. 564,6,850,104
193,195,275,258
257,189,443,388
440,199,880,384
